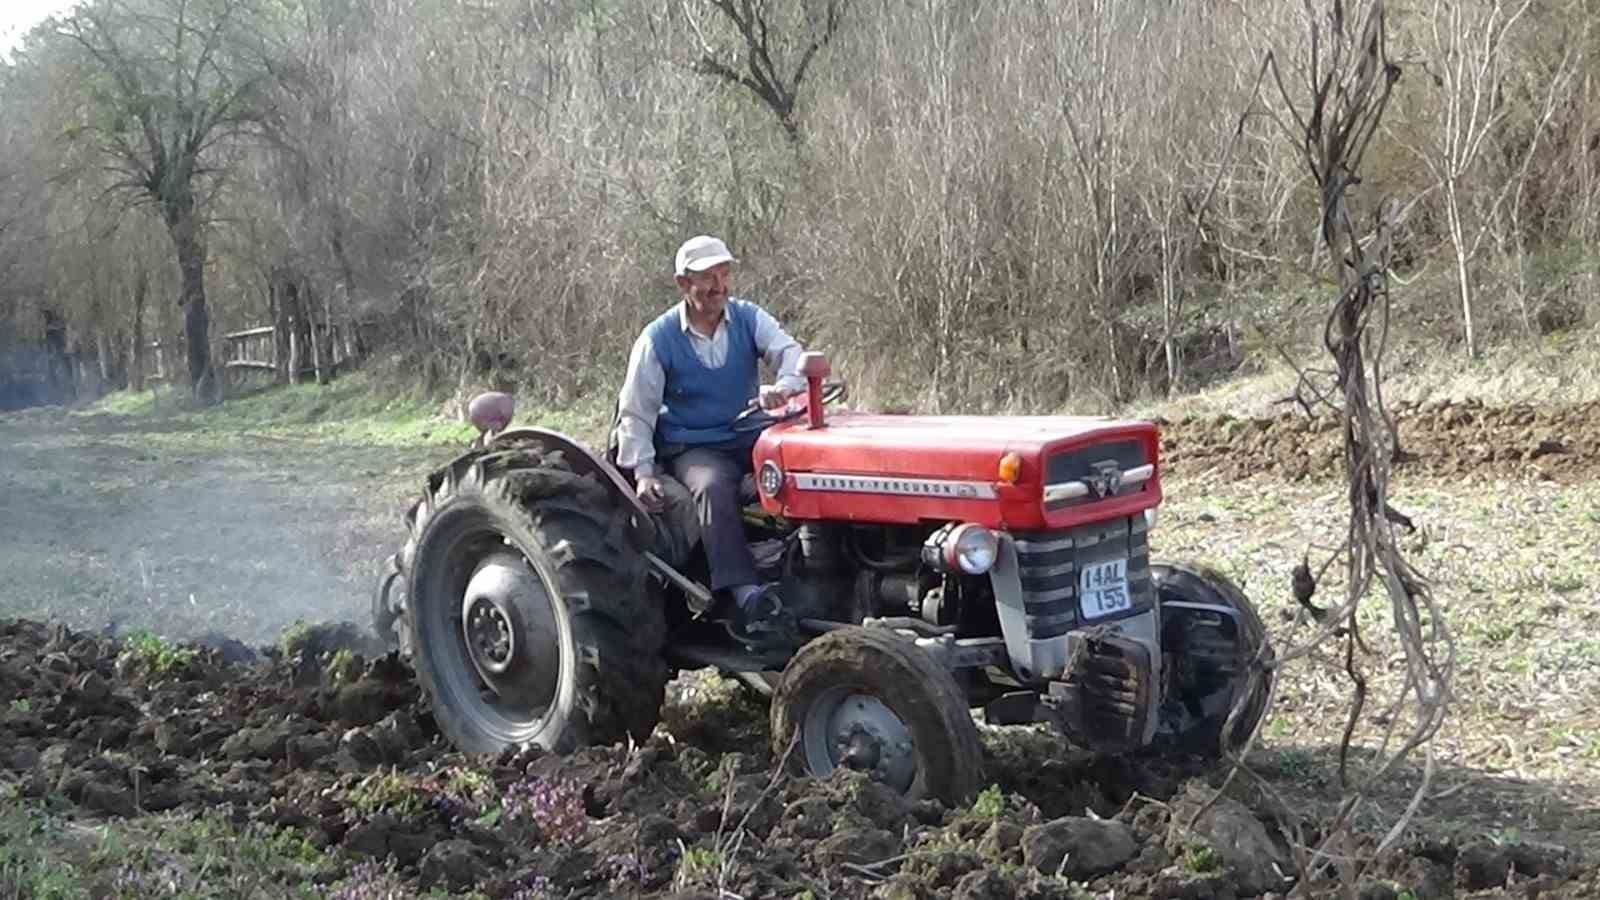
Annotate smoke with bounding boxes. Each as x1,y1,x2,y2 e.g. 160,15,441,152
0,408,433,648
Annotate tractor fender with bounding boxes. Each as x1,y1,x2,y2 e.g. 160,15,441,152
489,426,658,549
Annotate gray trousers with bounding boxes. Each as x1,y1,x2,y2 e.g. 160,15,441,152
668,445,757,592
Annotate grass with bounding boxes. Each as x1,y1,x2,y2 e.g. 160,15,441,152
673,844,725,891
1152,472,1600,853
118,629,199,677
81,372,475,447
326,647,361,684
277,620,316,658
0,801,329,899
971,784,1005,819
347,770,432,818
78,370,617,449
1182,843,1222,874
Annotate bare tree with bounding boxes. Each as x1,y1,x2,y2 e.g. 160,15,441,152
1491,6,1584,332
1133,2,1228,395
682,0,848,141
56,0,269,400
3,0,1596,412
1229,2,1456,894
1409,0,1535,358
1052,0,1150,403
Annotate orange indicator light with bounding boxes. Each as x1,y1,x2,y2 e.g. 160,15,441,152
998,452,1022,484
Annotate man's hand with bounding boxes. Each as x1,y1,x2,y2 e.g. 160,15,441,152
635,474,665,512
758,384,791,411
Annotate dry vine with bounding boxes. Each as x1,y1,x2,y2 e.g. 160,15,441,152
1203,2,1458,896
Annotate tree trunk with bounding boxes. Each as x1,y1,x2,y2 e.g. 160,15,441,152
1444,180,1477,358
271,267,294,384
305,283,327,385
164,198,213,401
1159,224,1181,397
130,266,147,391
97,332,114,387
280,274,308,385
320,286,335,383
79,337,104,399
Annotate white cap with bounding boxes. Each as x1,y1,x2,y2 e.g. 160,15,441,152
674,235,736,276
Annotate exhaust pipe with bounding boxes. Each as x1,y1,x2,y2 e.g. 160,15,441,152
799,351,830,429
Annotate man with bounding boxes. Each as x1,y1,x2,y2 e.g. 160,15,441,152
614,235,806,638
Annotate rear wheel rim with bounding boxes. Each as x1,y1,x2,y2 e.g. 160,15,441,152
414,513,568,748
800,686,918,794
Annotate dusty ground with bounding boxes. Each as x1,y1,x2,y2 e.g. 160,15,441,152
0,405,451,645
2,399,1599,898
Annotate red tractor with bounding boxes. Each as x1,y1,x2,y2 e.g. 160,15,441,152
373,352,1273,803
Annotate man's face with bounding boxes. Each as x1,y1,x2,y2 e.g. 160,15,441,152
676,262,731,318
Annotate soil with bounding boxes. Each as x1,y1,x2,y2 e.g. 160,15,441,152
4,618,1594,899
1160,399,1600,484
2,402,1598,897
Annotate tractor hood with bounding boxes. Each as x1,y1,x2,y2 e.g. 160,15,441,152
753,410,1162,531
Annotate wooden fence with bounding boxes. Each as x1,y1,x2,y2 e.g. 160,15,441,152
146,322,360,384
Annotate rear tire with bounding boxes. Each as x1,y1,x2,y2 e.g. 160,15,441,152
771,626,983,804
1152,561,1274,757
405,447,667,753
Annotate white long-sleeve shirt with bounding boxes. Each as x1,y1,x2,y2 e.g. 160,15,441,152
615,299,805,477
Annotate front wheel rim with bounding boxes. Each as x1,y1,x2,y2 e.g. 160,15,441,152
799,686,918,794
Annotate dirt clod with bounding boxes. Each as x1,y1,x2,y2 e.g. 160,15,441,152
1150,865,1237,900
951,868,1015,900
418,839,489,891
897,845,982,890
1170,781,1291,895
1022,816,1140,878
816,827,901,867
1455,838,1577,891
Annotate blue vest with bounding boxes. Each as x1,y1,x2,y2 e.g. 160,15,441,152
648,299,761,447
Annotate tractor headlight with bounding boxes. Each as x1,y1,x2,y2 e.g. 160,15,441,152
945,523,998,575
759,460,784,496
1143,507,1158,532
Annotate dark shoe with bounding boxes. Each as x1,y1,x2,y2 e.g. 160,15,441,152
727,583,787,646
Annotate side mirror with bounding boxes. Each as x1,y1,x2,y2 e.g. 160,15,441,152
468,391,515,438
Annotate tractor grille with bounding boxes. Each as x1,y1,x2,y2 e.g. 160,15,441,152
1011,515,1154,639
1043,440,1149,510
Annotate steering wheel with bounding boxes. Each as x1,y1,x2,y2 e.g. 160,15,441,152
730,380,848,433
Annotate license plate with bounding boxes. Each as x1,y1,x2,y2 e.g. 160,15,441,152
1079,558,1130,619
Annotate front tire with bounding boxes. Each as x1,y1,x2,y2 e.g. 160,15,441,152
405,447,667,753
1152,562,1275,757
771,627,983,804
